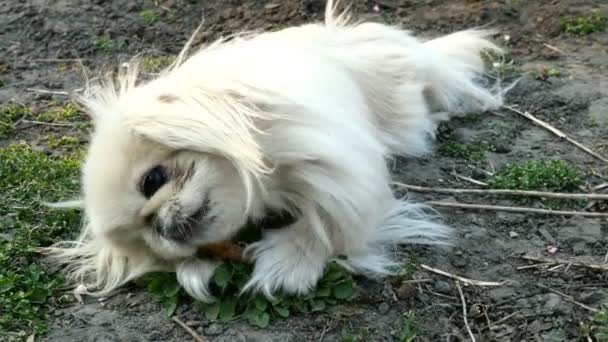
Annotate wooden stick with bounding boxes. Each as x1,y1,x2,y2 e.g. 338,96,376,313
20,119,74,127
427,201,608,218
394,183,608,200
29,58,89,62
420,264,503,287
536,284,600,313
521,255,608,272
503,105,608,163
452,173,489,187
456,281,476,342
542,43,566,55
26,88,70,96
172,317,208,342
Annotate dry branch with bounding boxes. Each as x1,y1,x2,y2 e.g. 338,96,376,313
427,201,608,218
521,255,608,272
503,105,608,163
395,183,608,200
172,317,208,342
420,264,503,287
456,281,476,342
536,284,600,313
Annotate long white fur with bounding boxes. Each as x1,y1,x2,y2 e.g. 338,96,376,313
47,0,504,301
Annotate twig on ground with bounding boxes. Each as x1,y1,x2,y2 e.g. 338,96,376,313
456,281,476,342
426,201,608,218
521,255,608,272
394,183,608,200
536,284,600,313
452,172,488,187
592,182,608,192
29,58,89,62
319,325,329,342
19,119,74,127
503,105,608,163
26,88,70,96
482,311,519,331
516,262,556,271
400,278,433,284
542,43,566,55
172,316,207,342
420,264,503,287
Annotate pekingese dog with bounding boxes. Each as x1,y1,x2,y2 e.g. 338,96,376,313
48,1,504,302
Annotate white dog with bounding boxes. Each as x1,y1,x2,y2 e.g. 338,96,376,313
49,1,503,302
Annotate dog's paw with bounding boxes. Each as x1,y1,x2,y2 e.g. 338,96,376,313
242,229,330,298
176,258,219,303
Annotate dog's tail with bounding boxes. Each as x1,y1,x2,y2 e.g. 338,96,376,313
337,199,450,277
420,29,504,118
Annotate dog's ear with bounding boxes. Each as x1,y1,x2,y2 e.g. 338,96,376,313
78,64,142,126
123,92,269,174
122,91,272,208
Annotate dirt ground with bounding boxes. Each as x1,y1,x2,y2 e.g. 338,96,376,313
1,0,608,341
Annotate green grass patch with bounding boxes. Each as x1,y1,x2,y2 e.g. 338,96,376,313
489,160,581,191
36,103,85,123
581,310,608,342
489,160,582,208
438,141,492,163
95,37,115,52
398,311,422,342
1,105,30,139
139,10,159,25
481,49,520,79
0,143,83,340
144,261,357,328
46,135,81,150
140,56,175,73
561,10,606,35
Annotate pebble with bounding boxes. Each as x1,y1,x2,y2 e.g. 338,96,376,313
451,257,468,268
395,281,416,299
433,280,452,294
205,322,223,335
509,231,519,238
378,302,390,315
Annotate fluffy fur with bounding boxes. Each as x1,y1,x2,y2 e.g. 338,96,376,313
48,1,504,302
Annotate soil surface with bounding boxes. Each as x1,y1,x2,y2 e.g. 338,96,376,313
1,0,607,341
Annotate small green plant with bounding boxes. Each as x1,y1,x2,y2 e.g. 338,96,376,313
561,10,607,35
47,135,81,150
489,160,582,208
533,67,562,80
0,143,82,340
489,160,581,191
481,49,520,79
581,310,608,342
145,273,182,317
36,103,86,124
95,37,115,51
398,311,422,342
392,256,419,280
1,105,30,138
198,261,357,328
140,56,175,73
438,141,492,162
139,10,159,25
341,330,364,342
142,261,357,327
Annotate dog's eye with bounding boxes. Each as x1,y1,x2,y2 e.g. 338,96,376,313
141,165,168,198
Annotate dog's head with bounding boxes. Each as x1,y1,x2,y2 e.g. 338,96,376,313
87,68,275,256
51,64,278,293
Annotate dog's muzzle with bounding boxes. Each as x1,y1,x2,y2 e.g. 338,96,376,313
152,198,212,242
